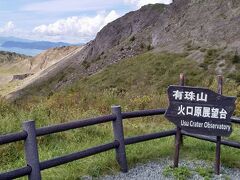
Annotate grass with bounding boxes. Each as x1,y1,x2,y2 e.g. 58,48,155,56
0,52,240,179
149,3,166,12
199,49,221,70
163,165,226,180
195,167,214,179
0,80,24,96
163,166,192,180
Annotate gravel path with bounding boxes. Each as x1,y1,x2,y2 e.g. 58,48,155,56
99,158,240,180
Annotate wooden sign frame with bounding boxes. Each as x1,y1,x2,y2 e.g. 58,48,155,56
165,74,236,175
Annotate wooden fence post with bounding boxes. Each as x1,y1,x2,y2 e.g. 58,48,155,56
215,75,223,175
23,120,41,180
111,105,128,173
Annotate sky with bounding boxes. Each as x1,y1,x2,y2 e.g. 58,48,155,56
0,0,172,43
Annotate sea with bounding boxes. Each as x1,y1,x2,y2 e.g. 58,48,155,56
0,46,44,56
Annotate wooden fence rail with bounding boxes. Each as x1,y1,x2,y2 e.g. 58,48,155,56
0,107,240,180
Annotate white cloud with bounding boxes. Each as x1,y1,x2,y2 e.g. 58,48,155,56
124,0,172,8
7,0,173,43
33,11,120,43
0,21,15,33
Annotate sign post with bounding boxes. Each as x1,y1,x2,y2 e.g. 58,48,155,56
215,75,222,175
165,75,236,174
174,73,185,168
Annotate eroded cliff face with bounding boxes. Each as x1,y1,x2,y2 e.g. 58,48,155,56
84,4,166,61
29,46,80,73
82,0,240,59
74,0,240,75
152,0,240,50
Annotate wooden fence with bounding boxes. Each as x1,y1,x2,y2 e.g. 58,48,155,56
1,106,240,179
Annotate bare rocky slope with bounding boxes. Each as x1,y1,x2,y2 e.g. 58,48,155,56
0,46,81,96
6,0,240,100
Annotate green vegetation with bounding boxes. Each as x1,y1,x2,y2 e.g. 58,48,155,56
227,72,240,84
184,41,201,51
163,166,192,180
140,43,145,49
223,51,240,84
195,167,214,179
230,52,240,64
205,49,220,61
198,48,240,77
200,48,207,52
149,3,166,12
163,165,232,180
82,60,91,69
0,52,240,179
200,49,220,70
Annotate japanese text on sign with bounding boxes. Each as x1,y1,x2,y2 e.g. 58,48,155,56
177,105,227,119
173,90,207,102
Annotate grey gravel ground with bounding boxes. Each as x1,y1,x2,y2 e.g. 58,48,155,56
97,158,240,180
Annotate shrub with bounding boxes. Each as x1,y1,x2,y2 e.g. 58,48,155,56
82,60,90,69
199,63,208,70
147,44,153,51
232,53,240,64
130,36,136,42
201,49,220,69
200,48,207,52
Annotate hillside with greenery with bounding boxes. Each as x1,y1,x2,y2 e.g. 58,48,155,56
1,52,240,179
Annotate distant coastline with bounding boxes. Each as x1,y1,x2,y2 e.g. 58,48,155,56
0,36,80,56
0,46,43,56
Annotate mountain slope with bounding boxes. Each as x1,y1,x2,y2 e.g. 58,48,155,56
6,0,240,100
0,51,31,79
0,46,82,96
0,51,30,87
0,51,29,63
